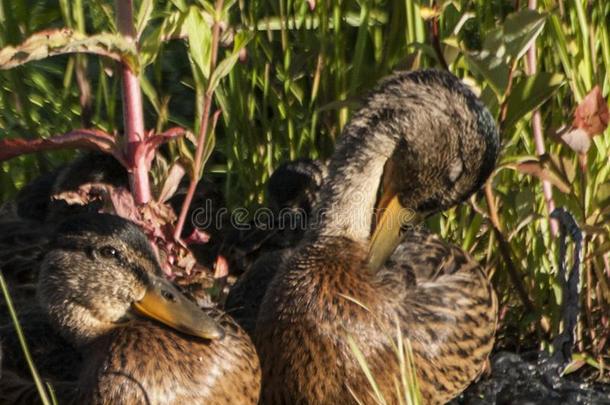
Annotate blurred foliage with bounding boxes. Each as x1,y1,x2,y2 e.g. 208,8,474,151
0,0,609,377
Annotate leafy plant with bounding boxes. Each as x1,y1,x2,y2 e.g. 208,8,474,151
0,0,609,383
0,0,250,276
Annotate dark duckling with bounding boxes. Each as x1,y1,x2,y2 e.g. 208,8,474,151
220,158,326,277
0,214,260,404
253,69,500,404
225,159,326,332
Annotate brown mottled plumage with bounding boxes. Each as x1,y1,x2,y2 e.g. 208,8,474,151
0,214,260,404
252,69,500,404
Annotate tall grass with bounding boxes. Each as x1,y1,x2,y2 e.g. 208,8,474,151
0,272,56,405
0,0,608,379
347,322,422,405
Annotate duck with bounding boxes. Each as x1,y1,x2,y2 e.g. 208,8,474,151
225,158,326,333
220,158,327,277
9,152,129,223
251,69,500,404
0,213,261,404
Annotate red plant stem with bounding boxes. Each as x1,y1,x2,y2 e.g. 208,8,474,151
526,0,558,236
430,13,448,70
173,0,225,241
116,0,150,204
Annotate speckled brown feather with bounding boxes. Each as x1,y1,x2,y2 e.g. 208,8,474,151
255,230,496,404
1,314,261,405
79,311,260,405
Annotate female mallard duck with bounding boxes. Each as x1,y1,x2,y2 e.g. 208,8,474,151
0,213,260,404
251,69,499,404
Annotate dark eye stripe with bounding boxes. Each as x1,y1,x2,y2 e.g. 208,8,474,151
51,237,155,284
129,264,150,286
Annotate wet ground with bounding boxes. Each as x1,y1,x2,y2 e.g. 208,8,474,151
451,351,610,405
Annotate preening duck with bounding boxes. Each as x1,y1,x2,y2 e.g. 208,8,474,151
0,213,260,404
252,69,500,404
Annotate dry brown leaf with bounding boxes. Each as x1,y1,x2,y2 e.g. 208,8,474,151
0,129,123,164
213,255,229,279
573,85,609,136
158,161,186,203
557,86,609,154
514,159,571,193
185,229,211,244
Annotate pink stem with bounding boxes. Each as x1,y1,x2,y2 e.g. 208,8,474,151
173,0,225,241
526,0,558,236
116,0,150,204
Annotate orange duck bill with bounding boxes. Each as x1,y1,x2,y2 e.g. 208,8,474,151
132,275,225,340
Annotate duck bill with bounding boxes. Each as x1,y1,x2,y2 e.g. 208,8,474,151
367,195,421,271
132,275,224,340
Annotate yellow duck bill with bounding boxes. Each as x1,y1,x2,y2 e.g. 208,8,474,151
367,194,423,271
132,275,225,340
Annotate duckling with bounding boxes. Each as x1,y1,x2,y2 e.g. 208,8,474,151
267,158,327,215
11,152,128,223
253,69,499,404
225,159,326,333
0,213,260,404
221,158,327,277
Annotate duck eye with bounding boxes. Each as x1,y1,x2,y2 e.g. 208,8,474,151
99,246,119,259
161,289,176,302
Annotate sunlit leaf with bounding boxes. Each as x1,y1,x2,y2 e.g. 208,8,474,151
0,29,138,72
503,73,564,129
208,31,253,92
185,6,212,79
464,51,509,95
136,0,155,38
501,9,547,61
466,9,547,98
159,161,186,203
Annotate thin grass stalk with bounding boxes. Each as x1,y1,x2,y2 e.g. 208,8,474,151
0,272,54,405
116,0,149,205
346,335,386,405
526,0,558,236
174,0,225,240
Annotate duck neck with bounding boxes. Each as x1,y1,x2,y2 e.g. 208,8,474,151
313,119,398,243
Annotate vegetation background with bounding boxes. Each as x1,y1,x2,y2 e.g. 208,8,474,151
0,0,608,380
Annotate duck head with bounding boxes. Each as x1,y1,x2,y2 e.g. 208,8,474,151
312,70,499,269
37,213,224,346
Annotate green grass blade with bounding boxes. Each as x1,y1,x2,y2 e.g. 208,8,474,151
0,272,55,405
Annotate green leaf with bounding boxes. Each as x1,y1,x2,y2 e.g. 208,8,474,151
503,73,564,129
479,84,500,118
208,31,253,92
464,51,510,96
136,0,155,38
0,29,139,72
140,74,161,114
466,9,547,97
185,6,212,79
168,0,188,12
501,9,547,61
139,10,186,66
